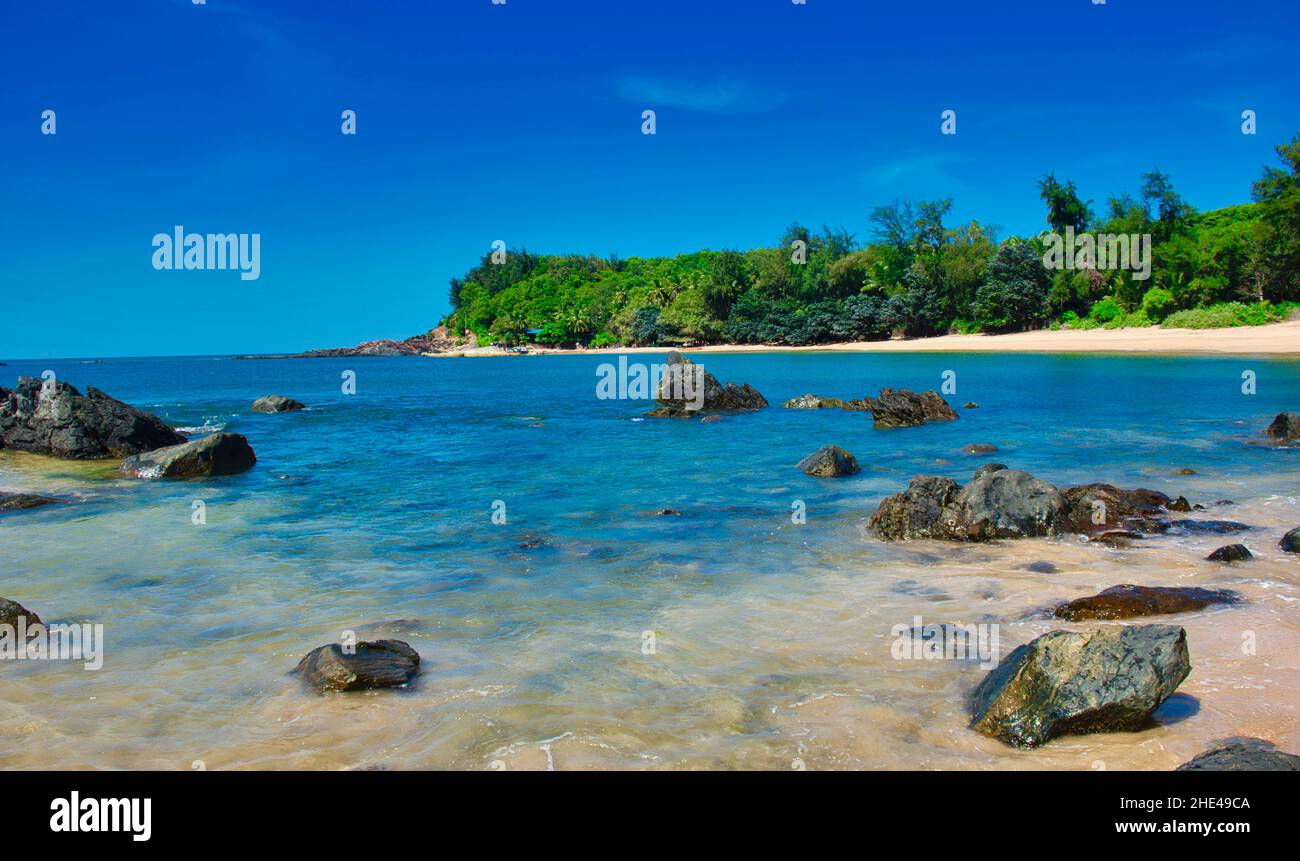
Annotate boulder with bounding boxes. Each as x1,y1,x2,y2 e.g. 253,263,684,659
1176,738,1300,771
1168,495,1192,512
968,625,1191,748
868,475,961,541
1280,527,1300,553
1206,544,1252,563
1059,483,1172,536
120,432,256,478
0,377,186,459
870,468,1067,541
963,443,999,455
973,463,1007,480
647,352,767,417
251,395,305,413
859,388,958,428
1264,411,1300,440
783,394,858,410
796,445,861,477
294,639,420,692
0,491,59,511
0,597,43,629
1173,519,1251,535
1054,585,1241,620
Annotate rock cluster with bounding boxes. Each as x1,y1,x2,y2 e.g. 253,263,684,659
646,351,768,417
0,377,186,459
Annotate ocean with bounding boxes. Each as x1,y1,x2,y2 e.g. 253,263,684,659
2,351,1298,769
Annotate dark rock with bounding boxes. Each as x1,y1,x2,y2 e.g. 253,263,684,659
1264,411,1300,440
1091,529,1144,546
251,395,305,413
1176,737,1300,771
294,639,420,692
1025,561,1059,574
0,377,186,459
648,352,767,417
120,432,256,479
963,443,998,455
870,468,1066,541
964,402,978,409
972,463,1007,480
859,388,958,428
1280,527,1300,553
0,597,43,628
653,508,683,517
0,491,59,511
797,445,861,477
968,625,1191,748
1168,495,1192,512
1206,544,1252,563
1054,585,1242,620
518,536,550,550
1059,483,1172,535
1173,519,1251,535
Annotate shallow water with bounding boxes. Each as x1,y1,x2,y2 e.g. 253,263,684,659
1,352,1298,769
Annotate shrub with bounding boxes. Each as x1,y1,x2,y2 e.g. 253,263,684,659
1140,287,1178,321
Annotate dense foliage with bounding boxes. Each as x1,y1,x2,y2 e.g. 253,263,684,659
445,136,1300,346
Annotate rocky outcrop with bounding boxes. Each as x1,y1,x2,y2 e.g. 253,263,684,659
1054,585,1242,620
870,468,1067,541
0,491,59,511
120,432,256,478
1206,544,1252,562
242,326,458,359
0,377,186,459
294,639,420,692
1176,738,1300,771
1280,527,1300,553
251,395,305,413
646,351,768,417
0,597,42,629
796,445,860,477
859,388,958,428
1264,411,1300,440
782,394,863,410
968,625,1191,748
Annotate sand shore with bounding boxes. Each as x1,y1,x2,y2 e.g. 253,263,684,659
435,320,1300,358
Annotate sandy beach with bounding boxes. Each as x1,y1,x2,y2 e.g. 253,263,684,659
438,320,1300,358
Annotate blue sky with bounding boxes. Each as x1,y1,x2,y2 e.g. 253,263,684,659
2,0,1297,359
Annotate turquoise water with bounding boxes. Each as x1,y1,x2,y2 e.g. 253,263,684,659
2,352,1298,769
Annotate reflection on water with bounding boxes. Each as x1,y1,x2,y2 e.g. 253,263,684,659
1,352,1298,769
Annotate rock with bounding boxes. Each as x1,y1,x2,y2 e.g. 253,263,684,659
0,597,43,628
1054,585,1242,620
964,402,978,409
1264,411,1300,440
868,475,961,541
0,491,59,511
698,415,723,424
783,394,856,410
1176,738,1300,771
1168,495,1192,512
972,463,1007,480
648,351,767,418
120,432,256,478
963,443,998,455
654,508,683,517
946,468,1068,541
1280,527,1300,553
0,377,186,459
968,625,1191,748
251,395,305,413
1024,561,1059,574
1172,468,1196,475
1059,483,1171,535
1206,544,1252,563
294,639,420,692
796,445,860,477
518,536,550,550
1173,519,1251,535
859,388,958,428
1091,529,1143,546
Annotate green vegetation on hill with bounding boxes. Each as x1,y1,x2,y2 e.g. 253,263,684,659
445,135,1300,347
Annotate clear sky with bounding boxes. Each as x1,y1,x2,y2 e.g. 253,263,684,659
3,0,1297,359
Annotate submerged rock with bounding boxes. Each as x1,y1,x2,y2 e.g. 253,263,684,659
1176,737,1300,771
962,443,998,455
294,639,420,692
1280,527,1300,553
964,402,979,409
1264,411,1300,440
796,445,860,477
968,625,1191,748
1172,519,1251,535
1206,544,1252,563
0,377,186,459
1054,585,1242,620
251,394,305,413
859,388,958,428
0,491,60,511
1172,468,1196,475
0,597,43,629
653,508,683,517
120,432,256,478
647,352,767,418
